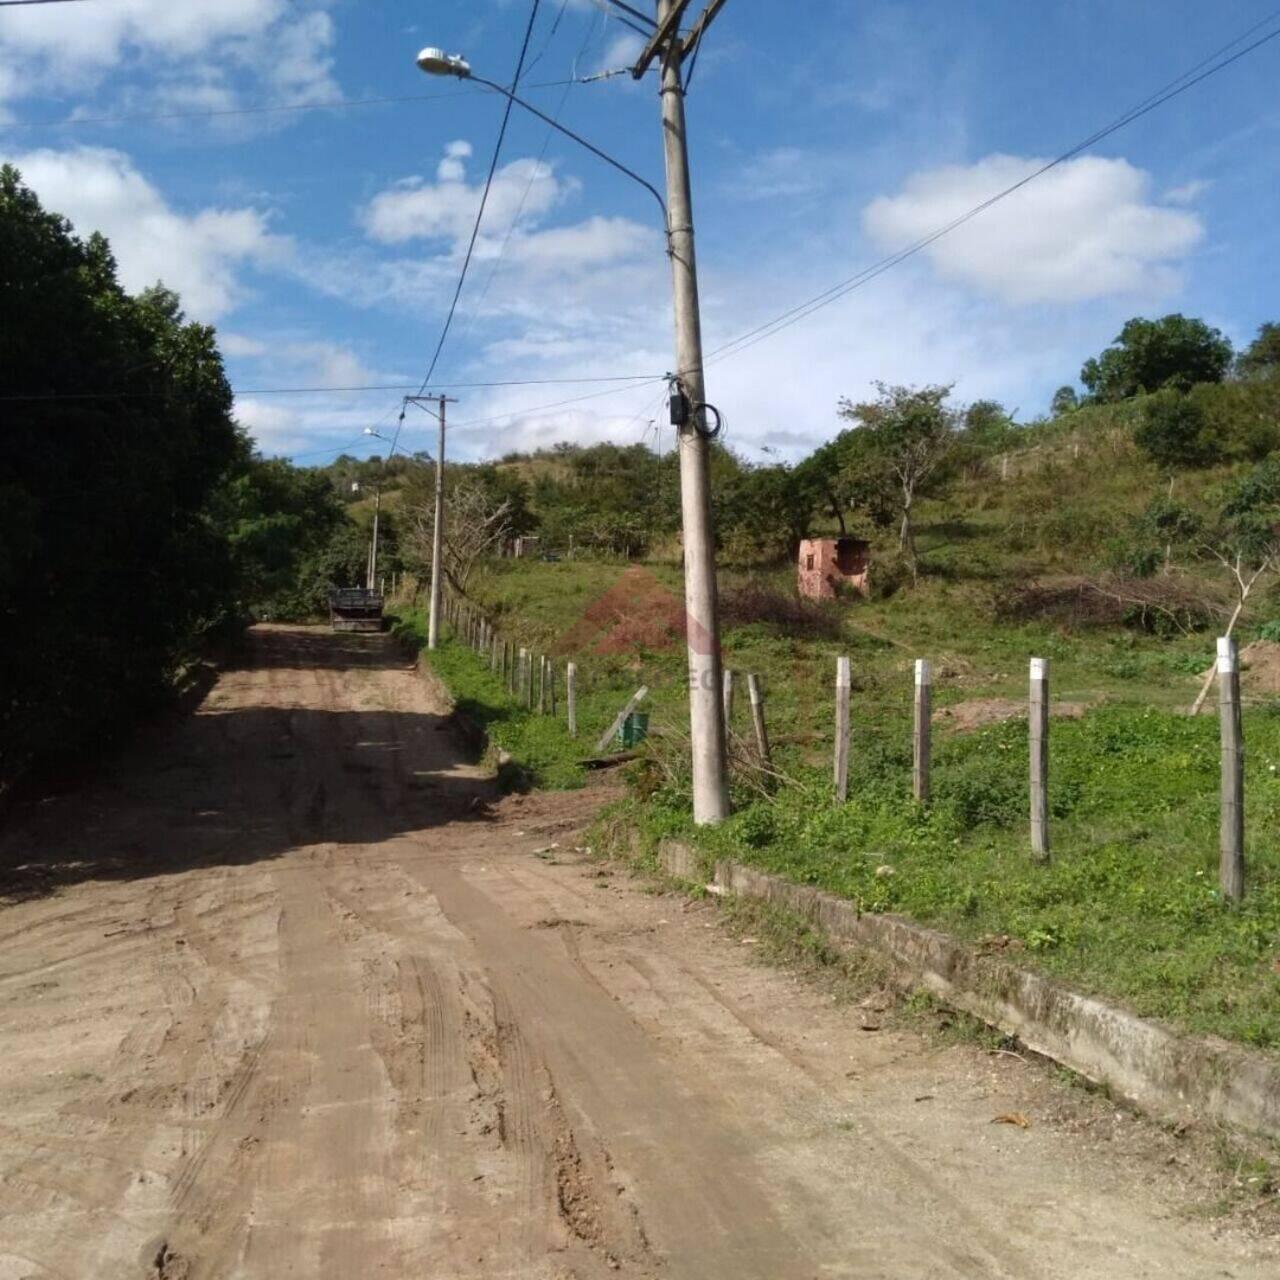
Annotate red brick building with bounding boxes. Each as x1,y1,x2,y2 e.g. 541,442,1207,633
797,537,870,600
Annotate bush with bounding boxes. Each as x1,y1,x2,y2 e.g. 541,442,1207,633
719,580,845,639
1133,389,1216,469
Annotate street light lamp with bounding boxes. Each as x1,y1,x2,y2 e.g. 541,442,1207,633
414,7,731,824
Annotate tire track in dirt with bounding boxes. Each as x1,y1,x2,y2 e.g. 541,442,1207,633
4,626,1278,1280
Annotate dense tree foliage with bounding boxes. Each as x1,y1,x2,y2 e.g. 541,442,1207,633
218,457,368,619
1237,323,1280,381
0,166,246,785
1080,314,1233,402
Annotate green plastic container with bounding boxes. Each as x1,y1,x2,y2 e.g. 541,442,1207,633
618,712,650,748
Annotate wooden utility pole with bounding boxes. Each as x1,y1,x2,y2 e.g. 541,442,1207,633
1030,657,1050,862
834,656,851,802
1218,636,1245,901
913,659,931,803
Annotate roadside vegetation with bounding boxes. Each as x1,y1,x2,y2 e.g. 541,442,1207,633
0,168,368,794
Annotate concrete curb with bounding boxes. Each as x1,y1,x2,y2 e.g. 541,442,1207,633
659,839,1280,1140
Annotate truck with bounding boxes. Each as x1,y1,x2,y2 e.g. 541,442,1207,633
328,586,384,633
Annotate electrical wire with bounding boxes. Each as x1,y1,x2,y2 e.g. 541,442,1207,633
457,1,605,340
411,0,543,401
522,0,572,80
0,0,91,6
0,89,487,132
701,14,1280,372
0,374,663,402
446,375,669,433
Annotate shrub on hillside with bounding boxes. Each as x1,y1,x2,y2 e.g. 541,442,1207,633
719,581,845,639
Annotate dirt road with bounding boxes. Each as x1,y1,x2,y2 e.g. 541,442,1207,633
0,625,1274,1278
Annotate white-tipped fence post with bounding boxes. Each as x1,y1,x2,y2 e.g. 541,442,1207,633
913,659,931,803
834,656,851,802
722,669,734,731
1218,636,1245,902
747,673,771,769
1030,657,1050,862
518,648,531,709
567,662,578,737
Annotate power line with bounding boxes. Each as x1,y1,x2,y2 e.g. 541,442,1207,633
447,375,668,432
0,76,599,135
458,0,605,340
0,1,91,6
702,14,1280,371
411,0,543,400
0,89,486,132
0,374,662,402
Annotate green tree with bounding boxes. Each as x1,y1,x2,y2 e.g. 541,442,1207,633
0,165,240,784
961,399,1017,451
836,383,959,576
1050,385,1079,416
1132,389,1215,470
1236,322,1280,381
218,455,363,619
1080,314,1233,402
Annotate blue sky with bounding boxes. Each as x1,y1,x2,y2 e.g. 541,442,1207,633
2,0,1277,465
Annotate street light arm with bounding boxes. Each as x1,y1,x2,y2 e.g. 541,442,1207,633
466,74,668,226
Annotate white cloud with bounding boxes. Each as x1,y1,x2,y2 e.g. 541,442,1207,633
0,0,337,110
1164,179,1210,205
6,146,288,320
360,143,571,247
219,332,268,358
863,154,1204,304
720,146,830,201
594,32,645,76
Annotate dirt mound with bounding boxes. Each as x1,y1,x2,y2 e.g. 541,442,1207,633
556,566,687,656
1198,639,1280,697
935,697,1087,733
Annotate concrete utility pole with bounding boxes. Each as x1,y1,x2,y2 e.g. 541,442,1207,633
641,0,730,824
368,484,382,591
415,2,732,819
428,396,448,650
405,394,455,650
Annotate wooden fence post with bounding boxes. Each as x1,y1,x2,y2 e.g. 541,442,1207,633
567,662,578,737
1218,636,1245,902
491,631,500,673
518,648,530,708
913,659,931,803
722,669,734,731
537,655,547,714
834,656,851,802
596,687,648,754
747,673,771,769
547,661,556,717
1030,657,1050,862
